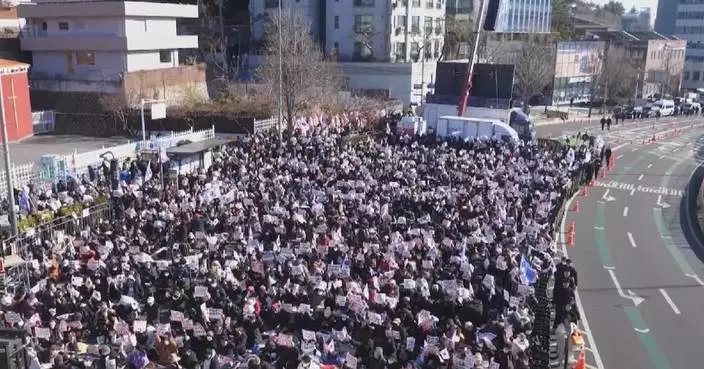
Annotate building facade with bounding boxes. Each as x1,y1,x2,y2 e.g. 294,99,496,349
552,41,605,105
324,0,445,63
655,0,679,36
0,59,32,142
495,0,552,33
675,1,704,90
249,0,325,46
622,8,652,32
18,0,204,101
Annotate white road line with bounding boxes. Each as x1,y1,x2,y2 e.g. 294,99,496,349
623,206,629,217
659,289,681,315
638,174,644,181
627,232,637,248
647,163,653,169
659,155,666,160
632,148,639,152
594,226,604,230
630,188,635,196
559,193,606,369
617,154,624,159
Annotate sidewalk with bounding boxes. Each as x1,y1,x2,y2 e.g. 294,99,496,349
534,116,601,126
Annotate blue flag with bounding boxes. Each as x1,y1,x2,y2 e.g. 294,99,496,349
520,256,538,285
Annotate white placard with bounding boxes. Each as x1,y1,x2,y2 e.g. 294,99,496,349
193,286,208,298
150,102,166,120
170,310,185,322
133,320,147,333
34,327,50,339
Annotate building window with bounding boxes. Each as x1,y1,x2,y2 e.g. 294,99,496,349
426,0,433,8
435,18,443,34
694,71,701,81
424,17,433,35
41,21,47,31
684,71,690,80
354,41,372,59
410,42,420,61
76,51,95,65
354,15,374,33
433,39,440,57
396,15,407,31
424,41,432,59
265,0,277,8
334,42,339,54
59,22,69,30
334,16,339,29
412,0,420,6
411,16,420,33
354,0,375,6
159,50,172,63
395,42,406,60
74,20,85,29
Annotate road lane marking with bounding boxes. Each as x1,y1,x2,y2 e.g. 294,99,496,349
594,226,604,230
617,154,624,159
647,163,653,168
623,206,629,217
623,307,672,369
630,188,635,196
559,195,605,369
594,180,684,197
627,232,637,248
659,155,666,160
632,148,639,152
638,174,644,181
658,289,681,315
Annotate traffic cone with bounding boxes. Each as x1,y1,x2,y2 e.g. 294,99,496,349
572,200,580,212
600,169,606,179
568,220,575,234
567,230,575,246
579,187,588,197
589,179,595,187
573,351,586,369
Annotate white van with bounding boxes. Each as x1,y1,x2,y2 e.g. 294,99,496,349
652,99,675,116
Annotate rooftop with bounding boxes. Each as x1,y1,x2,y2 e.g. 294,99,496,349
165,138,230,155
0,58,28,73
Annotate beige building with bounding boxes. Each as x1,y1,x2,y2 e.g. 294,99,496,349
552,41,606,104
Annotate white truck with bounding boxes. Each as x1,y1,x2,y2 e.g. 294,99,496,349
430,115,519,143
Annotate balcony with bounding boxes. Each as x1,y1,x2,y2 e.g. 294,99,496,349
20,34,198,51
354,0,375,7
354,24,375,33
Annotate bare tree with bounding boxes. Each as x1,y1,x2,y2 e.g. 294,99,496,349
586,45,638,116
512,36,556,108
99,89,141,135
353,21,379,61
442,16,473,60
258,8,341,133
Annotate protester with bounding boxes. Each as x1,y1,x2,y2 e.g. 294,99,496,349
2,127,592,369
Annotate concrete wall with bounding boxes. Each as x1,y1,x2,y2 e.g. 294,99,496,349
123,64,208,104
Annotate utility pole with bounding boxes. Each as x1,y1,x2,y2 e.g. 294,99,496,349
277,0,283,135
0,78,17,236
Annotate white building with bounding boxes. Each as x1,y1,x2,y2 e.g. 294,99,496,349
622,8,652,32
325,0,445,63
18,0,199,94
249,0,324,45
496,0,552,33
675,2,704,89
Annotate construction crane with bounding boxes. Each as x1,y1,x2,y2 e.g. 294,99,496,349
457,0,491,117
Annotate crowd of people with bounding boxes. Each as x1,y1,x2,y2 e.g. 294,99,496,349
0,127,603,369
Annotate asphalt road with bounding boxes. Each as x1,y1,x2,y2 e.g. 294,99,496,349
555,116,704,369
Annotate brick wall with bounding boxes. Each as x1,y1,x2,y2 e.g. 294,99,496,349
123,64,209,104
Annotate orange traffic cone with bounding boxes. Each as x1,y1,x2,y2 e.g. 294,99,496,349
589,179,595,187
600,169,606,179
573,351,586,369
579,187,588,197
571,200,580,212
568,220,575,234
566,230,575,246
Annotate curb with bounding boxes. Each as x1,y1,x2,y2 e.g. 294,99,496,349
681,162,704,261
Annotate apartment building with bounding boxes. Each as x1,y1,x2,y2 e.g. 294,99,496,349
249,0,445,106
656,0,678,36
18,0,206,103
496,0,552,33
676,0,704,89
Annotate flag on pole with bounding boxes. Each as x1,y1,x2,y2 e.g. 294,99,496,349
144,161,153,182
520,256,537,285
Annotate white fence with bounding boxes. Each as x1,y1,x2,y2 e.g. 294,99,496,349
0,127,216,198
32,110,55,135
